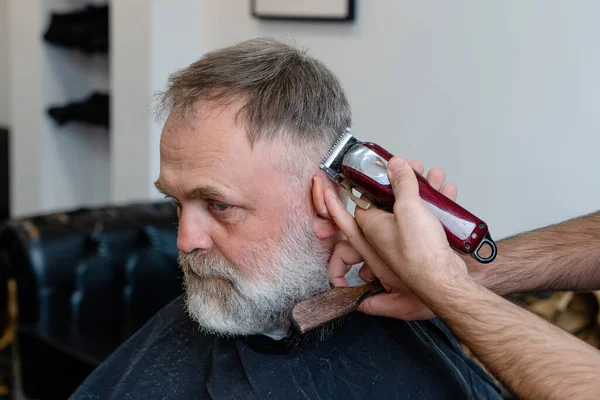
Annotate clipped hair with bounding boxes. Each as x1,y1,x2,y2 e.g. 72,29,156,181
155,37,351,151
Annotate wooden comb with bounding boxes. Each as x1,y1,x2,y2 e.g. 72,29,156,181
291,280,385,334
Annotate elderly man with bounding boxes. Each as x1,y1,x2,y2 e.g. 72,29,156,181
69,38,501,399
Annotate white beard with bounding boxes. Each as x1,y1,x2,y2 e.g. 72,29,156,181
178,213,331,337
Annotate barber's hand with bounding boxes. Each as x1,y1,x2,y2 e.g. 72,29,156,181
357,157,468,290
323,159,461,320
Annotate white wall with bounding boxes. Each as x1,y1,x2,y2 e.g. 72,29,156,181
180,0,600,240
0,0,9,127
149,0,205,197
110,0,152,204
8,0,44,216
110,0,205,203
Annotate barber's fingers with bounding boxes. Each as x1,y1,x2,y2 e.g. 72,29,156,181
358,263,376,282
354,157,420,255
425,167,458,201
409,160,424,175
441,183,457,201
358,292,433,320
387,157,420,207
324,188,403,286
425,167,446,192
325,188,372,246
328,240,362,287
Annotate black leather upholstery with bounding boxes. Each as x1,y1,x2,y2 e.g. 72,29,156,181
0,201,183,399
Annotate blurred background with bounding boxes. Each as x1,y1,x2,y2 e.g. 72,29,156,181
0,1,599,399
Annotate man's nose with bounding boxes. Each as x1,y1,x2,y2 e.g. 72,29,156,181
177,209,214,253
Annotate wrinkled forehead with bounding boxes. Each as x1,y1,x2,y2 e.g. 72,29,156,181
158,101,292,201
160,109,285,170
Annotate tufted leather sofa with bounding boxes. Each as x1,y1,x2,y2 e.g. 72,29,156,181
0,201,183,400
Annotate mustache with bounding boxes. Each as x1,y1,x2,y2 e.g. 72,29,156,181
178,249,258,285
179,251,229,278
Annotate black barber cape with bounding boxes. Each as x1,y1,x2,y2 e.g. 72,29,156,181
70,295,501,399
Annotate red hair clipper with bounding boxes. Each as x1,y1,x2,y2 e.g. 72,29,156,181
320,128,497,263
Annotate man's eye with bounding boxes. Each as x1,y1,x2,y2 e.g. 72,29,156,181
209,201,231,213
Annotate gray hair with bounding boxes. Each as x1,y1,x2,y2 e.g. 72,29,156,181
155,37,351,165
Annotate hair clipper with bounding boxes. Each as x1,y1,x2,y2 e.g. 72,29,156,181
320,128,497,263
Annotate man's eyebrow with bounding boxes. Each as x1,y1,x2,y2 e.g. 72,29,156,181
153,180,226,201
186,186,225,200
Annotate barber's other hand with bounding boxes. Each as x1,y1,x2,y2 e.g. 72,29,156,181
352,157,469,293
323,159,461,320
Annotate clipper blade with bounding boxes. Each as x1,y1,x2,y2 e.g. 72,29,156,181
320,128,359,183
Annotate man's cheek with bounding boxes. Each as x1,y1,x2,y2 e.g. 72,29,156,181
216,212,283,268
236,240,276,273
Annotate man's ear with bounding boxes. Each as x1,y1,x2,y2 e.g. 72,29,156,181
310,171,344,239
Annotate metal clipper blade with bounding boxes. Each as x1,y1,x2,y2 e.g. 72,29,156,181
320,128,359,184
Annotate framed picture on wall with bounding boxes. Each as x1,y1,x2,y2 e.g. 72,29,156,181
252,0,355,22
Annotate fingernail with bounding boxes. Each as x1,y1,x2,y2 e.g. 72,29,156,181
388,157,406,172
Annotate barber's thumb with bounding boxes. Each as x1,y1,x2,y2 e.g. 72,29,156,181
387,157,419,200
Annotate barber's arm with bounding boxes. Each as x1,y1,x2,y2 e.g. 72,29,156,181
465,210,600,296
321,157,600,400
